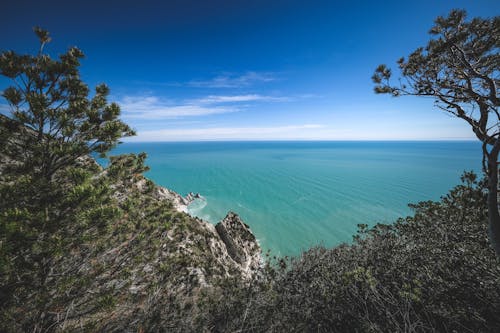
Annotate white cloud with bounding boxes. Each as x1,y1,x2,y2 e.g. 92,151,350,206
127,124,327,141
195,94,290,104
119,92,291,119
188,71,277,88
119,96,238,119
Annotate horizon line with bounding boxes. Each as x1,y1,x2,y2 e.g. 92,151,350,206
121,138,478,143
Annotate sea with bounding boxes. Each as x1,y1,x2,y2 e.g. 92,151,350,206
110,141,481,256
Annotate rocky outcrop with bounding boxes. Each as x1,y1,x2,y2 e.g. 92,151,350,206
130,177,261,280
152,185,202,213
152,183,190,211
215,212,261,276
185,191,202,203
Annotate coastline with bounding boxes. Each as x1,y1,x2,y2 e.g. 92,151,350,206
153,184,201,213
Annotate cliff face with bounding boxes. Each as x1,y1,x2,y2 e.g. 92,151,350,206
150,179,262,282
215,212,262,277
150,178,261,278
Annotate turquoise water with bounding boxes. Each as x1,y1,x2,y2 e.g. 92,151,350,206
111,141,481,256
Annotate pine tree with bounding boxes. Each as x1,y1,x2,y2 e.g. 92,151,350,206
373,10,500,256
0,28,135,331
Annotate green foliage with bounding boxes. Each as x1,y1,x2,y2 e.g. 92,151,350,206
373,10,498,112
0,28,137,332
0,27,135,181
203,172,500,332
372,9,498,144
0,161,119,330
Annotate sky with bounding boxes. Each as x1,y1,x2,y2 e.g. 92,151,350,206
1,0,498,141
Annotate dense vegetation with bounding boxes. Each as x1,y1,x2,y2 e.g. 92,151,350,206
0,27,134,331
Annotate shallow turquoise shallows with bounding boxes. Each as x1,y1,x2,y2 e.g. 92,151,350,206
111,141,481,256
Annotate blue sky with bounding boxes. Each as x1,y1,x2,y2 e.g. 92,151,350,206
1,0,498,141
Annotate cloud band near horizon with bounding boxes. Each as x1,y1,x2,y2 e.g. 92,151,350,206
125,124,326,141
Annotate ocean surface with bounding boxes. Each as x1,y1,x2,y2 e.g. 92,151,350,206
111,141,481,256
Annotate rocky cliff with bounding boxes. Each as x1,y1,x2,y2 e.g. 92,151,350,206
148,180,262,279
215,212,262,277
149,178,262,282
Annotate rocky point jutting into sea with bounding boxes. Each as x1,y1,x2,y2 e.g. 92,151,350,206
149,180,262,279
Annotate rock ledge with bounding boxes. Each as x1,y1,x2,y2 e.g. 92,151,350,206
215,212,261,276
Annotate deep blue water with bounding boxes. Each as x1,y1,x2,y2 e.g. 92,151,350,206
110,141,481,256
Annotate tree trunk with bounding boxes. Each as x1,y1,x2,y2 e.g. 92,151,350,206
486,143,500,258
